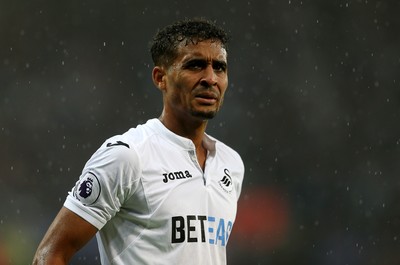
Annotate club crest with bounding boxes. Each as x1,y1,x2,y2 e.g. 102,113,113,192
219,168,233,193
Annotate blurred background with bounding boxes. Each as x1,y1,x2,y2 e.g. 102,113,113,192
1,0,399,264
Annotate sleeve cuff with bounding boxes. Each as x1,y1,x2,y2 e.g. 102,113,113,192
64,196,106,230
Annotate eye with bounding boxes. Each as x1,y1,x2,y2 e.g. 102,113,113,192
183,59,207,70
213,61,227,72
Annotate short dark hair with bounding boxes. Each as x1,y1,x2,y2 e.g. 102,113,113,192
150,18,229,67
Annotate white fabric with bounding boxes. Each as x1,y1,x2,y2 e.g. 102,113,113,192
64,118,244,265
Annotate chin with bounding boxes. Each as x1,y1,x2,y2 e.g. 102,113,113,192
191,110,217,120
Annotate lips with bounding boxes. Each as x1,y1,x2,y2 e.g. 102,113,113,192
194,92,218,105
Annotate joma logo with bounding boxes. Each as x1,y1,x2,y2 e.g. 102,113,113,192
163,170,193,183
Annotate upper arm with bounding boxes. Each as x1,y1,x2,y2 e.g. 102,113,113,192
33,206,98,265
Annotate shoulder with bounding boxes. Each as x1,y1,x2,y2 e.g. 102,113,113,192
90,119,164,169
96,134,137,164
94,119,158,166
209,135,244,167
207,134,245,180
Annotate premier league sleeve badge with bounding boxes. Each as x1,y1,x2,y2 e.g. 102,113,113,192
73,172,101,206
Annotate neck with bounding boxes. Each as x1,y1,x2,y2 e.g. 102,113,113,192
159,111,208,149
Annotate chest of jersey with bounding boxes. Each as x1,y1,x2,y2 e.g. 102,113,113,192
134,141,238,247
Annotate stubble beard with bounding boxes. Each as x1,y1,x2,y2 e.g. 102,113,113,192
190,109,217,120
190,100,224,120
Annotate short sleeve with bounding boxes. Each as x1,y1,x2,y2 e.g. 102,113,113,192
64,137,141,230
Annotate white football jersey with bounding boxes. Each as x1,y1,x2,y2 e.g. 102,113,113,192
64,118,245,265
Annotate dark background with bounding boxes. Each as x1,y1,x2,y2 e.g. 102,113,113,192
1,0,399,264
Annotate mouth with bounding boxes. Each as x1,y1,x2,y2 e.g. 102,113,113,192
194,92,218,105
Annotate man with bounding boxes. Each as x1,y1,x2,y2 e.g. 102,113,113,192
32,18,245,265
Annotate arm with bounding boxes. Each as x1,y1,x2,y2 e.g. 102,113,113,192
32,206,98,265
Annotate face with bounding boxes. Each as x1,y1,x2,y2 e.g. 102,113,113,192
155,40,228,122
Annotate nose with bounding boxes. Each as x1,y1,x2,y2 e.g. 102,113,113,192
200,65,217,87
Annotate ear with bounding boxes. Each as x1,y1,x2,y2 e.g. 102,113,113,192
152,66,167,91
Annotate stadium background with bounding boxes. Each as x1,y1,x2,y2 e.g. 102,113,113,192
1,1,399,264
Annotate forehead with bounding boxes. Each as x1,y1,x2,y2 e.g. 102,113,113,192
175,40,227,62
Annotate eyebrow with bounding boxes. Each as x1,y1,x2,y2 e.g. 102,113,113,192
182,57,227,66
